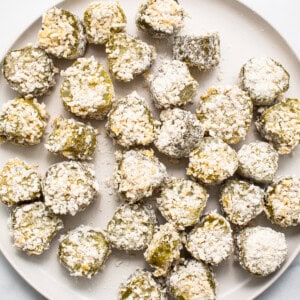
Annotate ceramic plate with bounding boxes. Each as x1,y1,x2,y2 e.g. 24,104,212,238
0,0,299,299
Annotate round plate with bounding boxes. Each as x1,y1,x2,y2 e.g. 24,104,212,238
0,0,299,299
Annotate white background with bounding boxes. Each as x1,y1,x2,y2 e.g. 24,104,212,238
0,0,299,299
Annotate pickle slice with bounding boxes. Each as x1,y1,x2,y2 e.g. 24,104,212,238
106,33,156,82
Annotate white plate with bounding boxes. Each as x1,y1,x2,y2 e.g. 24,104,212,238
0,0,299,299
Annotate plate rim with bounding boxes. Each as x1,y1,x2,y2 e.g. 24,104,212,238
0,0,299,299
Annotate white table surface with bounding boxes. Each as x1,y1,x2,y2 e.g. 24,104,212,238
0,0,299,299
